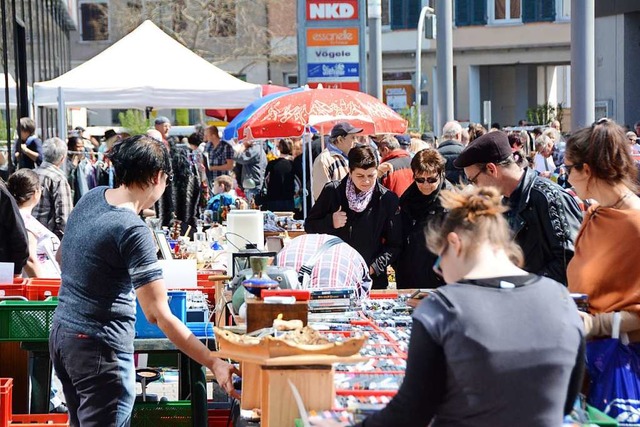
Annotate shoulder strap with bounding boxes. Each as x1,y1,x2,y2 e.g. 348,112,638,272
298,237,344,284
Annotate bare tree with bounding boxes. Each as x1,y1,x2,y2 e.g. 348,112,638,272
113,0,295,75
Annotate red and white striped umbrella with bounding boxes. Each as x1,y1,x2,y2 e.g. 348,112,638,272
237,87,407,140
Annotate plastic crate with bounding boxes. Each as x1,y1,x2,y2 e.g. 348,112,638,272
25,279,61,301
0,300,57,342
135,291,186,338
132,401,191,427
9,413,68,426
0,278,28,299
1,378,12,427
208,408,231,427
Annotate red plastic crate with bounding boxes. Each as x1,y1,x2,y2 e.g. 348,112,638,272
0,378,12,427
9,413,68,426
24,278,61,301
0,285,25,299
208,409,231,427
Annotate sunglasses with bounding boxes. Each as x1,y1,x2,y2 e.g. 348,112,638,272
414,176,439,184
564,163,583,176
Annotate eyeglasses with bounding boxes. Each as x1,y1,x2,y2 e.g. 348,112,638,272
467,166,486,185
432,243,448,277
564,163,583,176
414,176,439,184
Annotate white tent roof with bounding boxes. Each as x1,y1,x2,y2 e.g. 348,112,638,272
34,20,262,109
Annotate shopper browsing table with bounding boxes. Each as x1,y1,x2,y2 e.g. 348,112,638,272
304,145,401,289
566,119,640,340
313,186,585,427
50,135,239,426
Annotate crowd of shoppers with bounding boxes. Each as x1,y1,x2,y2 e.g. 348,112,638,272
3,113,640,425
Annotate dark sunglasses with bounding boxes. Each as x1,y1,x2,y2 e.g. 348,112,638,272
564,163,583,175
415,176,439,184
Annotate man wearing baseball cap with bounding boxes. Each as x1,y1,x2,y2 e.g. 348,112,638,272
311,122,362,201
454,131,582,285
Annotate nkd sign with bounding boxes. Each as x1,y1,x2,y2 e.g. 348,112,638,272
307,0,359,20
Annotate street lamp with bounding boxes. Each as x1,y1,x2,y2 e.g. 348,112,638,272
416,6,434,132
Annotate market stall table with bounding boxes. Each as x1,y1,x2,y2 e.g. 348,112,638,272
20,338,217,427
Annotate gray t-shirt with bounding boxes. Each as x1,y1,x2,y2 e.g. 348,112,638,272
53,187,163,353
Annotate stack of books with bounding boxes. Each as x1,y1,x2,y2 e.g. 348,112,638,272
308,288,353,313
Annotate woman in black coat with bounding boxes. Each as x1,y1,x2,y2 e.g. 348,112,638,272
395,148,451,289
304,145,402,289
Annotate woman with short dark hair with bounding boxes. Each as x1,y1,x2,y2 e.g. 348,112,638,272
305,145,402,289
50,135,239,426
394,148,451,289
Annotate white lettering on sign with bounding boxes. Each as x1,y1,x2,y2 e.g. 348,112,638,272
309,3,356,20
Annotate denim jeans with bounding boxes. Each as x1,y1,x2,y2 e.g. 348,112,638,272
49,322,135,427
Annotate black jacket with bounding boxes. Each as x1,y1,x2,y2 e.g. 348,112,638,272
0,180,29,274
504,167,582,285
395,179,451,289
437,140,466,185
304,178,402,289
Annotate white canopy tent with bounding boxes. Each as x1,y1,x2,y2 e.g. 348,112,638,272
33,20,262,109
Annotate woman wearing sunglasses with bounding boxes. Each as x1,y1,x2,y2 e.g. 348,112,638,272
313,185,584,427
566,119,640,340
394,148,451,289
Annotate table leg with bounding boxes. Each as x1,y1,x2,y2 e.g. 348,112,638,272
189,359,207,427
28,350,52,413
179,353,190,400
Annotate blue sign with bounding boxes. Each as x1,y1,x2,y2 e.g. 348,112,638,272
307,63,360,79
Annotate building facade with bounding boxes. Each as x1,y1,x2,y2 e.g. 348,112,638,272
1,0,75,150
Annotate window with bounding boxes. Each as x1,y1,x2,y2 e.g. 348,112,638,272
80,1,109,41
556,0,570,21
455,0,487,27
390,0,421,30
489,0,521,23
284,73,298,88
207,1,237,37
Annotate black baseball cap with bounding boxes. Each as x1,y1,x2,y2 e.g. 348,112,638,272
454,131,512,168
330,122,363,139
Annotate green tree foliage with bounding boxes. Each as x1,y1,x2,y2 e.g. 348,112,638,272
118,109,151,136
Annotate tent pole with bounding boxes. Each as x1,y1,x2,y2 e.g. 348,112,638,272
57,86,65,138
302,130,309,218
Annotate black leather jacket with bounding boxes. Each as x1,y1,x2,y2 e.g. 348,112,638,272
504,168,583,285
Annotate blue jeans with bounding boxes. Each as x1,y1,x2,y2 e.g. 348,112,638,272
49,322,135,427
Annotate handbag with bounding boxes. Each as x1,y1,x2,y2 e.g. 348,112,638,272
586,312,640,425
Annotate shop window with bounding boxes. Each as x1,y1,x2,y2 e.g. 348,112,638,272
79,0,109,41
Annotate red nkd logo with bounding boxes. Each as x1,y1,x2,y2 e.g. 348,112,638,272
307,1,358,20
